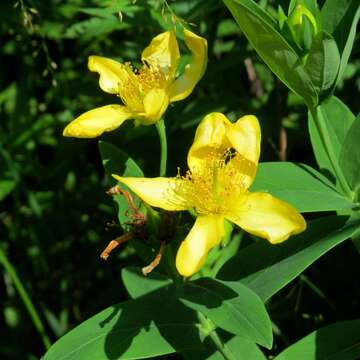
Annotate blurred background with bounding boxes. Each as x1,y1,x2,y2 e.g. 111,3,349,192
1,0,359,358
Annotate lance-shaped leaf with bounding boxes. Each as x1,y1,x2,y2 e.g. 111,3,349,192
273,319,360,360
121,266,172,299
223,0,318,107
251,162,353,212
339,114,360,192
183,336,267,360
321,0,360,87
218,216,359,301
43,286,205,360
308,96,355,189
99,141,144,228
304,31,340,97
177,278,273,349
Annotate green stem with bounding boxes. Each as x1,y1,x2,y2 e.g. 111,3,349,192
310,106,353,198
156,118,167,177
0,247,51,350
197,312,237,360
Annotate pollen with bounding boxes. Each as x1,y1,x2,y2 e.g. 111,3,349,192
138,64,166,91
175,149,251,215
117,62,166,112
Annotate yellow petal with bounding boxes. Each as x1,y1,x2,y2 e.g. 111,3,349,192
226,115,261,165
63,105,131,138
176,215,225,277
139,88,169,124
141,30,180,81
225,115,261,190
187,112,231,171
88,55,132,94
168,29,208,102
112,175,190,211
226,192,306,244
228,155,258,191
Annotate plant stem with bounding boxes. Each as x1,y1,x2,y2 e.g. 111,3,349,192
197,311,237,360
156,118,167,177
0,247,51,350
310,106,353,198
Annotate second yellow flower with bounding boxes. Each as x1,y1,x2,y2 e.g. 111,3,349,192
63,29,207,138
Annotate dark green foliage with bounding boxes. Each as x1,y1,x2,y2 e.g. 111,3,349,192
1,0,360,359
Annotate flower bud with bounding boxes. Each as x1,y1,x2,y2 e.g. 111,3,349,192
278,1,320,55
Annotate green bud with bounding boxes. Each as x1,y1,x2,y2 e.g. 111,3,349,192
278,1,320,55
288,3,318,51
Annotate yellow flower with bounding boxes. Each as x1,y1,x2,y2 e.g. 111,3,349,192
63,29,207,138
113,113,306,277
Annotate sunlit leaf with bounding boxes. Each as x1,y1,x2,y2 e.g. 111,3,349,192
223,0,318,106
121,266,172,298
43,286,204,360
178,278,273,348
218,216,359,301
304,31,340,98
339,114,360,191
273,319,360,360
321,0,360,86
183,336,267,360
308,96,355,189
251,162,353,212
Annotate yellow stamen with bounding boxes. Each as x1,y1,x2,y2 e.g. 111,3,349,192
138,63,166,90
117,62,166,113
175,149,249,215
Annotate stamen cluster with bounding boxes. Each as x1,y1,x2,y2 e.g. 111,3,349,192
175,149,249,215
117,63,166,111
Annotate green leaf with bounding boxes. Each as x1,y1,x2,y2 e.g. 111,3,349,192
210,232,243,278
44,286,204,360
207,337,267,360
65,17,129,40
99,141,143,178
273,319,360,360
121,266,172,299
293,0,319,15
178,278,273,349
98,141,144,228
218,216,359,301
278,6,287,29
223,0,318,107
304,31,340,96
79,7,117,19
308,96,355,186
321,0,360,86
183,336,267,360
339,114,360,192
79,3,138,19
0,180,15,201
251,162,353,212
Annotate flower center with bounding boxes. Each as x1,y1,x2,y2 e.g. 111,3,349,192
118,63,166,112
176,149,250,215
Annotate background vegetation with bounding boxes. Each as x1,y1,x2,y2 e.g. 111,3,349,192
1,0,359,359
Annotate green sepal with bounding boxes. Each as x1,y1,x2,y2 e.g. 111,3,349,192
305,31,340,100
